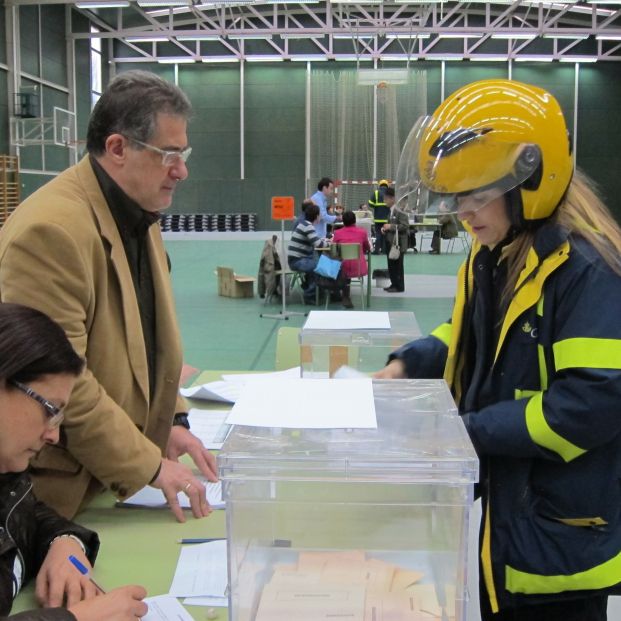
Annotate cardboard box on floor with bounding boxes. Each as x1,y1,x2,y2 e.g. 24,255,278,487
217,266,255,298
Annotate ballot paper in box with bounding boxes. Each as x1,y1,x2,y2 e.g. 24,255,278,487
218,379,479,621
299,311,422,378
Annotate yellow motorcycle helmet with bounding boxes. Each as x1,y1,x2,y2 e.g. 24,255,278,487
378,179,390,187
395,79,573,224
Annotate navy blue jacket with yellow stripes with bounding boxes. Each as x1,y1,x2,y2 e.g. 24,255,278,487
390,223,621,611
368,188,390,224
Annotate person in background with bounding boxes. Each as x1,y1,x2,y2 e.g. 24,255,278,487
310,177,340,239
291,198,315,231
376,79,621,621
287,203,326,305
429,199,458,255
381,187,408,293
368,179,391,255
332,210,371,309
0,302,147,621
0,70,217,523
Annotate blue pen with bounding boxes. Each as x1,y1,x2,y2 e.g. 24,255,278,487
68,555,107,594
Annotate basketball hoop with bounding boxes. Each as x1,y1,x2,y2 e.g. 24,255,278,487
376,81,389,104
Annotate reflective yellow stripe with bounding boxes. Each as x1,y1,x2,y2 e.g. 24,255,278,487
514,389,538,400
506,548,621,594
494,242,569,365
431,322,452,347
524,392,586,462
553,338,621,371
481,502,499,613
536,295,548,390
555,517,607,527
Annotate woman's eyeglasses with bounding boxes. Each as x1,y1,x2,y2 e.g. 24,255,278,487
9,379,64,429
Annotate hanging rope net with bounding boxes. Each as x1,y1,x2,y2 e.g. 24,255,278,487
308,68,427,210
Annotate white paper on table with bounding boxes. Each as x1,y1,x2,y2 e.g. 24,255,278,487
143,595,194,621
169,540,228,598
180,381,241,403
303,310,391,331
183,595,228,607
221,367,301,383
117,478,224,509
187,409,232,449
226,378,377,429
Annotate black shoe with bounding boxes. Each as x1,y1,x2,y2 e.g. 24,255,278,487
342,296,354,309
412,248,418,253
383,286,398,292
428,249,439,255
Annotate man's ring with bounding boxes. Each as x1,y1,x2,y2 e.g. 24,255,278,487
183,482,192,492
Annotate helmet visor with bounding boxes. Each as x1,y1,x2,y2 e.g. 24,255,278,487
395,115,542,217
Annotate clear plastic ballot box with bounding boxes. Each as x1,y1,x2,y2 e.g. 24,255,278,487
218,379,479,621
299,311,422,377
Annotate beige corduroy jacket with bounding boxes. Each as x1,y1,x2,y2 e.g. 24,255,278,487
0,156,185,518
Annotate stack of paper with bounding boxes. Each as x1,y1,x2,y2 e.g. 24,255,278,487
142,595,195,621
180,367,301,404
169,540,229,608
117,478,224,510
253,551,453,621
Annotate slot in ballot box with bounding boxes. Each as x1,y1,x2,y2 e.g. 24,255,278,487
219,379,479,621
299,311,421,377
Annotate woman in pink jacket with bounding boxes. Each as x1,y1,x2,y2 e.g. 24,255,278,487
332,211,371,308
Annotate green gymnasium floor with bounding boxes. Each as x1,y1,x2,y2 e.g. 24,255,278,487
165,238,465,373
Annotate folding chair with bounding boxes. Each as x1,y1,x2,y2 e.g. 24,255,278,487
336,242,366,310
275,326,301,370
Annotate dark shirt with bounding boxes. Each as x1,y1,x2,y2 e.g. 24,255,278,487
90,155,159,399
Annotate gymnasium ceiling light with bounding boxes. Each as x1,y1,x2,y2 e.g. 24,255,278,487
76,1,129,8
491,32,538,40
158,57,196,63
177,34,221,40
228,33,273,39
437,32,483,39
559,56,597,62
126,35,169,42
137,0,190,6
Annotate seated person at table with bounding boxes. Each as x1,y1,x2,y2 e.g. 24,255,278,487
0,302,147,621
429,199,458,255
291,198,315,231
332,210,371,309
287,203,326,305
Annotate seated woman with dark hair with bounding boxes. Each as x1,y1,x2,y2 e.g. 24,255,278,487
0,303,147,621
332,210,371,308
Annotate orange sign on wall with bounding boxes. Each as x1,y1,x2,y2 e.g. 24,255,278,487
271,196,295,221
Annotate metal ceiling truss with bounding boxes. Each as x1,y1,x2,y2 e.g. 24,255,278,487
13,1,621,62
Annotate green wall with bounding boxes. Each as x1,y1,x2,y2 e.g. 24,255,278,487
3,7,621,226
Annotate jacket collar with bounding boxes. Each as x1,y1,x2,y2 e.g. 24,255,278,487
74,156,150,405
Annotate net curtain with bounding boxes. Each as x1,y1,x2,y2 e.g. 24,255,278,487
308,69,427,200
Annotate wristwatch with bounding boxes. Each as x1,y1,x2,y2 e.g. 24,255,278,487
173,412,191,430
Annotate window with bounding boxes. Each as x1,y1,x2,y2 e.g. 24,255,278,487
90,25,102,109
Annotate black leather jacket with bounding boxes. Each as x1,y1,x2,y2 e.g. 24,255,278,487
0,472,99,621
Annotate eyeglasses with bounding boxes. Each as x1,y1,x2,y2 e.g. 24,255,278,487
126,137,192,167
9,379,64,430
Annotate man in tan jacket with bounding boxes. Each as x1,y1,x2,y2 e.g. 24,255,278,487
0,71,217,521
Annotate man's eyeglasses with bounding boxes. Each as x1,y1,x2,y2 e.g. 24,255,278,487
126,137,192,167
9,379,64,429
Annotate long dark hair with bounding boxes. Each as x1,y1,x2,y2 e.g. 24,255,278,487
0,303,84,384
